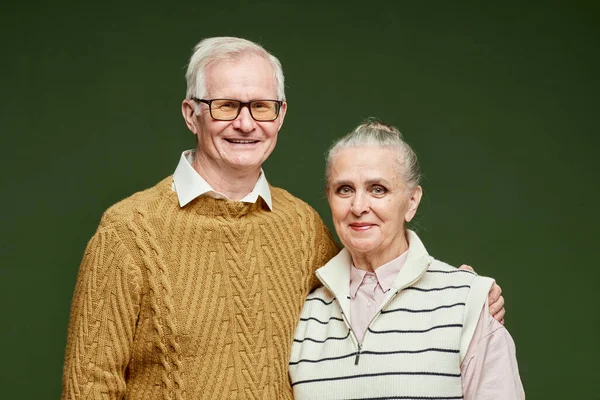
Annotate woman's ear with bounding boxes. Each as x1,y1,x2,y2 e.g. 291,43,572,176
404,185,423,223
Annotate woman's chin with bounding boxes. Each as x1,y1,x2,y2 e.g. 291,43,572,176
343,238,381,256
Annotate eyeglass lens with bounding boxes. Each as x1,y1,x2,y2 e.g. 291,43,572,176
210,99,280,121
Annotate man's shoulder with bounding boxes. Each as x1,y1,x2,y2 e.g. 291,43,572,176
98,176,175,230
269,186,319,215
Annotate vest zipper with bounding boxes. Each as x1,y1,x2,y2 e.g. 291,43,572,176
315,263,430,368
359,264,431,360
354,344,362,365
317,285,362,366
337,307,363,366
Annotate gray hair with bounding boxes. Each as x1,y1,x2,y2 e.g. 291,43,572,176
326,119,422,191
184,36,286,102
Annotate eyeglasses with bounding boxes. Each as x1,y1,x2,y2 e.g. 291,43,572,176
192,98,283,121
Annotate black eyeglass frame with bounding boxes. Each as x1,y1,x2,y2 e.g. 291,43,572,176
191,97,283,121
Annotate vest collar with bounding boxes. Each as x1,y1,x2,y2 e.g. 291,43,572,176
315,230,432,317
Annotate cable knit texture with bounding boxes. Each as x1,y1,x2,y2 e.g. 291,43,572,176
62,176,340,400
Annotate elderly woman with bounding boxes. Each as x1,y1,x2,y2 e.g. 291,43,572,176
289,120,524,399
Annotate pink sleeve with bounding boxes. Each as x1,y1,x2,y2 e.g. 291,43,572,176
461,300,525,400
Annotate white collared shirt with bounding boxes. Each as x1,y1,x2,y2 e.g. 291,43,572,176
172,149,273,210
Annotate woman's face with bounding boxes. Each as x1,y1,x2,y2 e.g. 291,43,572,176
327,146,422,266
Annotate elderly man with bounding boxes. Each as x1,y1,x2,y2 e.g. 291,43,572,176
61,37,505,400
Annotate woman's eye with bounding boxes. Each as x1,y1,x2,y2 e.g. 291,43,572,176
336,186,352,195
371,186,387,195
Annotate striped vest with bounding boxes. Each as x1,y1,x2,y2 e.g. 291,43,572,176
289,231,493,400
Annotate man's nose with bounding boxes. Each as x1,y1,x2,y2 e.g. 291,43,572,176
232,105,256,132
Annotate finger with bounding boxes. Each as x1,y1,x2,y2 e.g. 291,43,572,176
493,308,506,323
489,295,505,315
458,264,474,272
488,283,503,303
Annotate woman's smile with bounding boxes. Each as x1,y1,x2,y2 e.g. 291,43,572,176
349,222,376,231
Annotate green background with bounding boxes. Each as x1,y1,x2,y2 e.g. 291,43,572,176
1,1,598,398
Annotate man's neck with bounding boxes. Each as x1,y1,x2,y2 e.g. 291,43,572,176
192,155,260,201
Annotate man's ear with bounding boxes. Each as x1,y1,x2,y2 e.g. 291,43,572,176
182,99,199,134
276,101,287,131
404,185,423,223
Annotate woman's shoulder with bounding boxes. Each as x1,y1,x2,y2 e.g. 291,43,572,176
304,286,336,305
426,259,494,289
423,258,479,284
296,287,344,328
427,258,470,273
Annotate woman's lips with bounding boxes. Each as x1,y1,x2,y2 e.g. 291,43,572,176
349,223,374,231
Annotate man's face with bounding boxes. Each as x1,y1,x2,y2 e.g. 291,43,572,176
183,55,287,175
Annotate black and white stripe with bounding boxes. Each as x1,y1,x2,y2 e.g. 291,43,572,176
289,258,480,400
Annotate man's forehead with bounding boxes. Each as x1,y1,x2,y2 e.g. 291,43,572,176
205,54,274,77
204,56,278,98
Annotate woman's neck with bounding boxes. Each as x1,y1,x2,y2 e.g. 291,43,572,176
350,234,409,272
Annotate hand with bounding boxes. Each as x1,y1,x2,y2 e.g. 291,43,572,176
458,264,474,272
488,282,505,325
458,264,505,325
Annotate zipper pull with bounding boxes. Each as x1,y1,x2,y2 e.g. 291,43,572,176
354,345,362,365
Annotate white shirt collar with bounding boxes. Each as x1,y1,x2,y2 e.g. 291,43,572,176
172,149,273,210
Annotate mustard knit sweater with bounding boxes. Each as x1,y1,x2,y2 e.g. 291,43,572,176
62,176,340,400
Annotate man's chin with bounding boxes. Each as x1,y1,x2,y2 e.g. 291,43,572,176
225,159,264,173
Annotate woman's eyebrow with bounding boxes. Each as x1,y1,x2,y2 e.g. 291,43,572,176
364,178,391,186
330,179,353,187
330,178,393,187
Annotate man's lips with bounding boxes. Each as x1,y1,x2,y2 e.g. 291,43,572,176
349,223,375,231
225,138,259,144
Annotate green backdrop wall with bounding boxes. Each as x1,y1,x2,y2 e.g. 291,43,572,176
1,1,598,398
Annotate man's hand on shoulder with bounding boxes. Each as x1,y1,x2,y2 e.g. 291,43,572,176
458,264,505,325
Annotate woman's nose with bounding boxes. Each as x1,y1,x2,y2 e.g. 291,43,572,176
350,194,370,216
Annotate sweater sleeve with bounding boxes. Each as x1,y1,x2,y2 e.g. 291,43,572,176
62,226,142,400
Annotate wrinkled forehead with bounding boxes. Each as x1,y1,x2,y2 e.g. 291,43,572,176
328,146,401,184
204,55,278,98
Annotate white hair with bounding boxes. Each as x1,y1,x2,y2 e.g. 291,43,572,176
184,36,286,102
326,118,422,191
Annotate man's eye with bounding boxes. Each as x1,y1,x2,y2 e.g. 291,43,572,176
218,101,237,109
